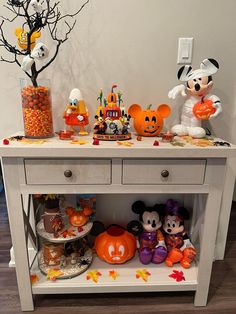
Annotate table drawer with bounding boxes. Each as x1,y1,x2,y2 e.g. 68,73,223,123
24,159,111,185
122,159,206,185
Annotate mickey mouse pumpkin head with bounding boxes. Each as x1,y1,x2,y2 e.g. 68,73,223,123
66,207,93,227
128,104,171,137
95,225,136,264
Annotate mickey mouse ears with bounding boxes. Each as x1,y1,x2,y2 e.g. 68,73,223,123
177,58,219,82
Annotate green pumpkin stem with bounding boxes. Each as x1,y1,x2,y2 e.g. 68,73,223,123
147,104,152,110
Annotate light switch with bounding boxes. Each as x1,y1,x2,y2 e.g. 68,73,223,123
177,38,193,64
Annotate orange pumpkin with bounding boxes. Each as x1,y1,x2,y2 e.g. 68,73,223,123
66,207,93,227
193,98,216,120
107,84,117,104
95,225,136,264
128,104,171,137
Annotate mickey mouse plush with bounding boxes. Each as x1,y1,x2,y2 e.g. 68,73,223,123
168,58,222,138
162,199,196,268
131,201,167,265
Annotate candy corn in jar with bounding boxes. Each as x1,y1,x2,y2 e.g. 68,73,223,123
20,79,54,138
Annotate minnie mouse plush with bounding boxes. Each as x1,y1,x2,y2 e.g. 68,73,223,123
162,199,196,268
130,201,167,265
168,58,222,138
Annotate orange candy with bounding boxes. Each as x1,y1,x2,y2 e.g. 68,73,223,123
21,85,53,138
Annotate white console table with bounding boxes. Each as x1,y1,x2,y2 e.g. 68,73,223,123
0,135,235,311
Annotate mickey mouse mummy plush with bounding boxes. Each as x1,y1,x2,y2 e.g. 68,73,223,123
131,201,167,265
168,58,222,138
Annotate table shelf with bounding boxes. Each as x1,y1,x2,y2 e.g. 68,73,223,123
31,254,198,294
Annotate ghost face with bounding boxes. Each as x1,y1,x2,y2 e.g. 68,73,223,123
187,76,213,98
31,0,43,13
31,43,49,60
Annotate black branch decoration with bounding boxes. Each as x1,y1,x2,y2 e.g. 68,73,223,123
0,0,90,87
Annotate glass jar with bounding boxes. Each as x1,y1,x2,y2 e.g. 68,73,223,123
20,78,54,138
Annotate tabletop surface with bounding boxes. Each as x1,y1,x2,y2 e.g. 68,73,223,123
0,133,236,158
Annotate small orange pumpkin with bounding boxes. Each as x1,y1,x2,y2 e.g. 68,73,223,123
107,84,117,104
95,225,136,264
128,104,171,137
193,98,216,120
66,207,93,227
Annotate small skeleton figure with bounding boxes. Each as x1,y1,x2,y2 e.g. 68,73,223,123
70,253,78,266
59,255,67,269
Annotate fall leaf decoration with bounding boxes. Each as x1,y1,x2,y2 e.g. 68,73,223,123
70,140,89,145
86,270,102,283
61,228,77,238
182,136,214,147
46,268,64,281
169,270,186,282
136,269,151,282
30,274,39,285
109,270,119,280
117,141,134,147
21,139,47,144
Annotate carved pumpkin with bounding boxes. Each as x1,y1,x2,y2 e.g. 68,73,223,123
128,104,171,137
95,225,136,264
66,207,93,227
107,84,117,104
193,98,216,120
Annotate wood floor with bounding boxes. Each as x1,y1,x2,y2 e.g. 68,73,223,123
0,191,236,314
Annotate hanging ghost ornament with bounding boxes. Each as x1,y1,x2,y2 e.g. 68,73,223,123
31,43,49,59
30,0,43,14
21,43,49,72
21,55,34,72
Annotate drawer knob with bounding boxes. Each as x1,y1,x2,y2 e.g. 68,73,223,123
161,170,169,178
64,170,73,178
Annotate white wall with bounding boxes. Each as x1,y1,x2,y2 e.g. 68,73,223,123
0,0,236,140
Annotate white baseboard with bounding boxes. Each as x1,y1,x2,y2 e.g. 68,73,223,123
9,246,37,268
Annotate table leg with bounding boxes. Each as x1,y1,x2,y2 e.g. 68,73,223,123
194,187,223,306
215,158,236,260
2,158,34,311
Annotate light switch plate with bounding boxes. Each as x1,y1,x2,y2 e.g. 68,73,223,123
177,38,193,64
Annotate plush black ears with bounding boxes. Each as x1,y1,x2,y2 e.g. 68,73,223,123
132,200,146,214
127,220,143,236
177,65,193,81
89,221,105,236
153,203,166,216
178,207,190,220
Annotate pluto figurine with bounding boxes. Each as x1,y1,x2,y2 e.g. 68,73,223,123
15,28,41,50
63,88,89,135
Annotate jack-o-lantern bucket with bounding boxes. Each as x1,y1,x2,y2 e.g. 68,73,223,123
193,98,216,120
128,104,171,137
95,225,136,264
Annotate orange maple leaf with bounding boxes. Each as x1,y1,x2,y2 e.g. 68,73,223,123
109,270,119,280
30,274,39,285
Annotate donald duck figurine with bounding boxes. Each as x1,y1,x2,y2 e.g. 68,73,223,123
63,88,89,135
